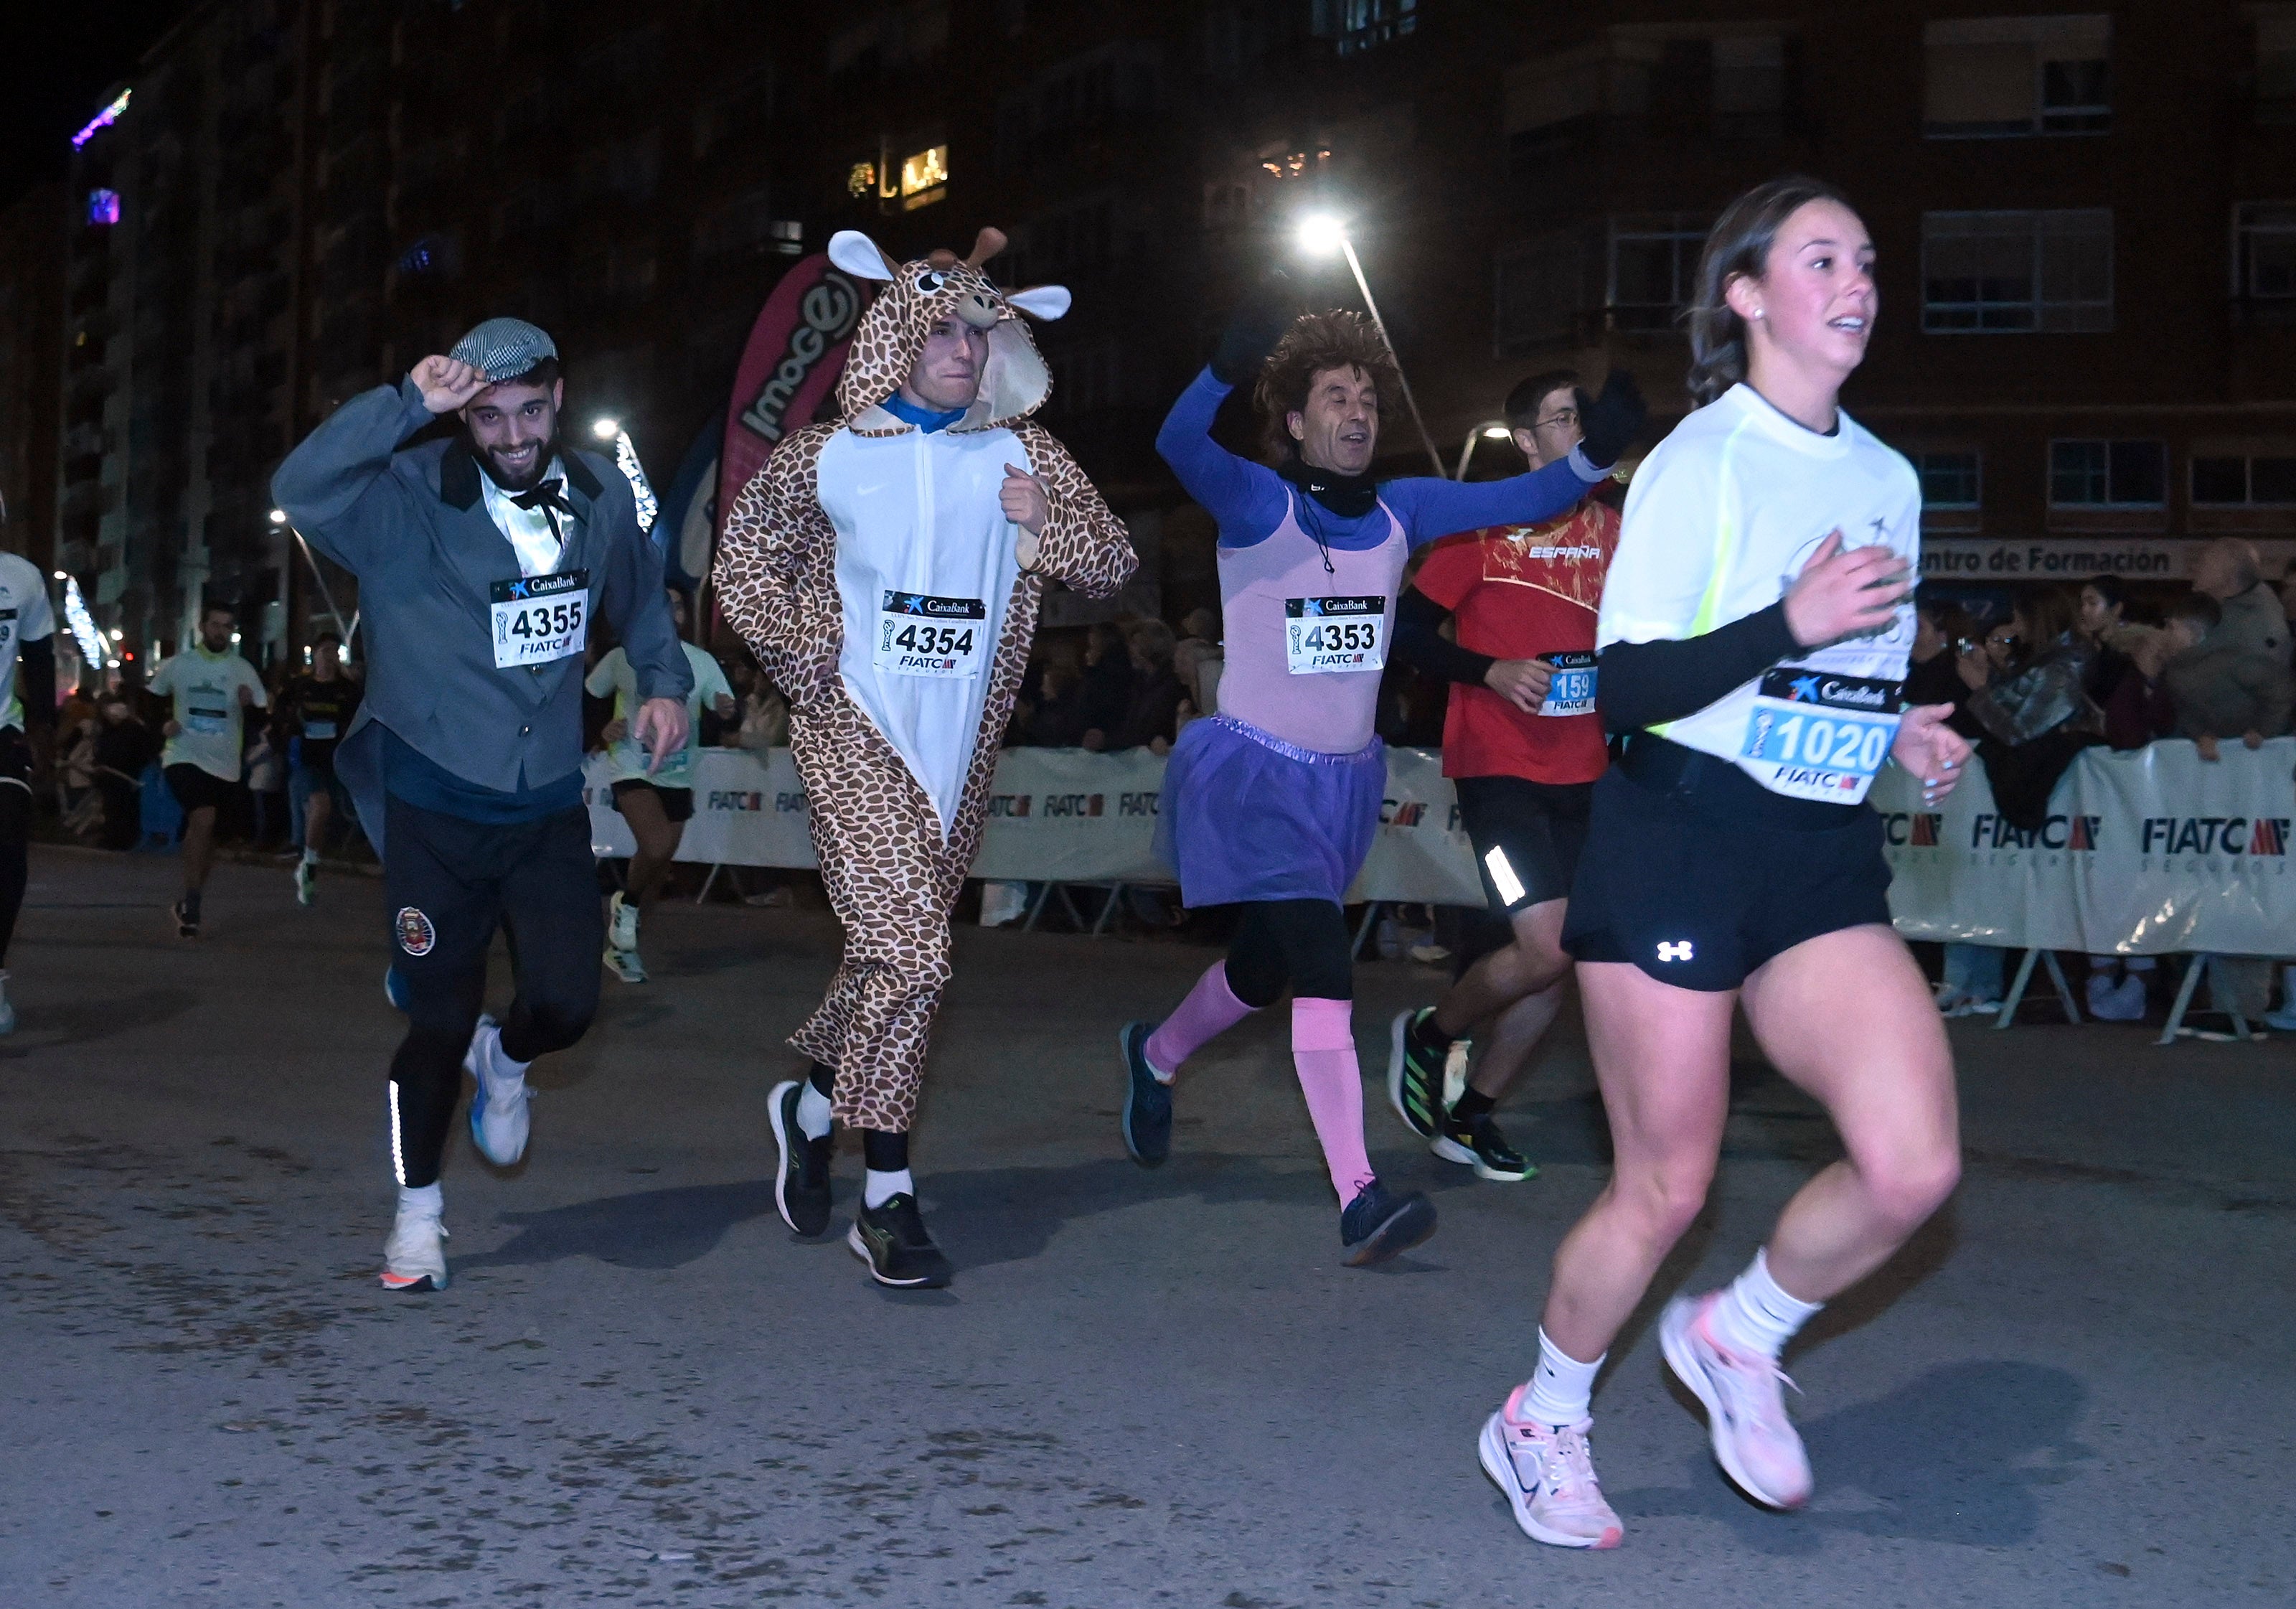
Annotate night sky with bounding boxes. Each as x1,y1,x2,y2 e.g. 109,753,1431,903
1,4,194,210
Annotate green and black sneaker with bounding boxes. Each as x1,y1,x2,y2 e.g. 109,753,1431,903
1433,1111,1536,1183
847,1193,954,1289
1386,1008,1449,1140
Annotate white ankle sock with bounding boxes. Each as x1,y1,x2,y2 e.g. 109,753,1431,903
1523,1328,1604,1426
1711,1249,1824,1362
301,846,319,866
795,1081,834,1140
863,1167,913,1209
481,1026,530,1085
398,1181,443,1218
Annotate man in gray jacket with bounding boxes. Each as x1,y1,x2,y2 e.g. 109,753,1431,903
273,317,690,1293
2170,538,2295,759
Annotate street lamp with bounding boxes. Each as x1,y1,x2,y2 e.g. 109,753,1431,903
268,507,288,525
1457,421,1515,481
1295,212,1447,478
592,418,620,440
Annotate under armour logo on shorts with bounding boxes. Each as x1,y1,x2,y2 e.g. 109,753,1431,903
1656,939,1693,963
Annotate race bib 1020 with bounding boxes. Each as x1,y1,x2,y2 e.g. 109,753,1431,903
489,571,588,670
1284,595,1385,675
1538,652,1596,717
1739,668,1902,804
875,591,987,679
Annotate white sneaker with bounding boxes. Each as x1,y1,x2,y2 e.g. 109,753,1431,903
294,858,316,907
603,945,647,985
608,891,639,954
464,1015,531,1165
1660,1292,1812,1510
1477,1386,1624,1549
0,971,14,1035
381,1198,448,1292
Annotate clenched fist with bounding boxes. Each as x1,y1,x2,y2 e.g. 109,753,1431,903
410,355,491,416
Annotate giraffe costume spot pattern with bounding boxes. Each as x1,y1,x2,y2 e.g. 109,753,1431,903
715,227,1135,1132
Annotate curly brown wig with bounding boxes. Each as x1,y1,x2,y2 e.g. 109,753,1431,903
1252,310,1403,463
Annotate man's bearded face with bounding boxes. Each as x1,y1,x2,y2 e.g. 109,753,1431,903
463,377,563,491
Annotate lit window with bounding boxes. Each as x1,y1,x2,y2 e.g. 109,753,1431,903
2192,453,2296,506
1315,0,1417,57
86,189,121,227
1924,15,2110,138
900,144,949,207
1914,451,1982,510
2050,440,2164,507
847,161,876,197
1922,210,2112,333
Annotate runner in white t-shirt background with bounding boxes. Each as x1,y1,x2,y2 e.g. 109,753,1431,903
0,547,59,1031
1476,177,1973,1552
587,586,736,982
146,601,268,939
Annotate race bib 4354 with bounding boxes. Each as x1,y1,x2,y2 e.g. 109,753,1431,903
489,571,588,670
875,591,988,678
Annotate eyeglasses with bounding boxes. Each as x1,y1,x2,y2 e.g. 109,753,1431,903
1533,409,1580,431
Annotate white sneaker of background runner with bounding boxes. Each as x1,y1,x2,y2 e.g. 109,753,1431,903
1477,1384,1623,1549
609,892,639,954
381,1184,448,1291
1660,1292,1813,1509
464,1015,532,1165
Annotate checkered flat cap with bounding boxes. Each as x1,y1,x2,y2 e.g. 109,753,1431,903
448,317,557,379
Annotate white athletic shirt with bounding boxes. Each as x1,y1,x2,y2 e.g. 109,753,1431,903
1598,383,1921,806
0,553,57,731
585,640,732,789
149,646,269,782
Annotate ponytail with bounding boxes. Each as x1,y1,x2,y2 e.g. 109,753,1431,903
1685,175,1853,408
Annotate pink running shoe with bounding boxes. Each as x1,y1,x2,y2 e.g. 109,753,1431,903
1660,1292,1812,1509
1477,1384,1624,1549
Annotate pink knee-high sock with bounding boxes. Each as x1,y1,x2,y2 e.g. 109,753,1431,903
1291,997,1375,1206
1143,962,1256,1081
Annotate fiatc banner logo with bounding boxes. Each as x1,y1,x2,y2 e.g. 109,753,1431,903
1379,798,1429,828
2140,815,2290,863
1878,811,1944,847
1971,812,2100,852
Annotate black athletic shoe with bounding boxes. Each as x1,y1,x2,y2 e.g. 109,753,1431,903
1433,1111,1537,1182
1339,1177,1438,1267
172,896,199,939
1385,1008,1446,1140
1117,1020,1172,1167
848,1193,954,1288
767,1079,833,1237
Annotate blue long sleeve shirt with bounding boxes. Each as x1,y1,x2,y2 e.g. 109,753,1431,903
1154,368,1605,551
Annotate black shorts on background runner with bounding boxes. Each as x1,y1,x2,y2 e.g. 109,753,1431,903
1455,775,1592,917
611,778,695,824
165,764,236,816
1562,737,1893,993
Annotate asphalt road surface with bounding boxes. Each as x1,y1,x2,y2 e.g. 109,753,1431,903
4,847,2291,1607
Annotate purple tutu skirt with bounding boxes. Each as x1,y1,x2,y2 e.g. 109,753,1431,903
1155,714,1386,908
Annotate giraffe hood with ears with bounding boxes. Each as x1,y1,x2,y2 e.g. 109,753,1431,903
827,227,1073,432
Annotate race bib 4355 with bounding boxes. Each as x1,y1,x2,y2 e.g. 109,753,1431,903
489,571,588,670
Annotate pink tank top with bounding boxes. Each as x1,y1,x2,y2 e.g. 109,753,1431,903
1215,494,1407,754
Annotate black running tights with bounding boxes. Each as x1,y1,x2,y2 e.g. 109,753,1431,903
1223,898,1355,1008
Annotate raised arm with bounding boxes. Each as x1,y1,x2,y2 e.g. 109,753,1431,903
1154,369,1291,544
1382,456,1605,548
1012,425,1138,601
713,428,846,709
273,357,490,573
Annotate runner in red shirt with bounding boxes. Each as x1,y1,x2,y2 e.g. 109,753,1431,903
1385,370,1627,1181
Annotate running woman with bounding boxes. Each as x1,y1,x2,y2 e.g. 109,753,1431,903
276,629,362,906
149,602,267,938
1477,177,1970,1549
1387,368,1620,1183
588,586,735,982
0,546,57,1032
1116,294,1643,1265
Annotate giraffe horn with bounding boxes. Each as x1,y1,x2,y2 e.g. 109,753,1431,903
964,227,1008,269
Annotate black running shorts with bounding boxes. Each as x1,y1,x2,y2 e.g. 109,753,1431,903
1562,746,1893,993
611,777,695,824
1454,774,1592,917
164,762,236,816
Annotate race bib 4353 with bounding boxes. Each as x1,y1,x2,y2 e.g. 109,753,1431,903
1284,596,1385,675
1739,668,1902,804
489,571,588,670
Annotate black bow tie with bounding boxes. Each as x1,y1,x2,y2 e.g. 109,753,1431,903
509,478,573,517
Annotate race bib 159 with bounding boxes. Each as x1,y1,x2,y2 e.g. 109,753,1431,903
489,570,588,670
1538,652,1596,717
1284,596,1385,675
1739,668,1901,804
875,591,987,679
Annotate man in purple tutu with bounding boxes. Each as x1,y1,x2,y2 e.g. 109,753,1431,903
1114,286,1645,1265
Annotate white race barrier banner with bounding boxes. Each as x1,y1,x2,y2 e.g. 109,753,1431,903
588,743,1487,905
1873,738,2296,955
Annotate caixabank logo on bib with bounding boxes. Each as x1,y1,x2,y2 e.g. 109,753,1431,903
2139,814,2290,873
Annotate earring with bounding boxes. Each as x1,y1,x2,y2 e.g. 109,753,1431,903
1752,309,1766,320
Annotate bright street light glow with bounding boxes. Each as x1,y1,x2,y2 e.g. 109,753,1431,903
268,507,288,524
108,629,122,640
1297,214,1347,256
53,571,66,580
593,418,621,439
1482,426,1512,440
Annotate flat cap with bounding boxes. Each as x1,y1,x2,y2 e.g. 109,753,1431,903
448,316,557,380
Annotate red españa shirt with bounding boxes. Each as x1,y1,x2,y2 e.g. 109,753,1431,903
1411,497,1620,784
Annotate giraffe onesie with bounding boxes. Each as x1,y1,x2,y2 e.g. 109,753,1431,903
715,228,1135,1132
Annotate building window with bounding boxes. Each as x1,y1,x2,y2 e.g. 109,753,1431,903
85,189,121,227
1924,15,2110,137
1914,451,1982,510
2050,440,2164,507
2192,453,2296,505
1495,233,1586,352
2234,202,2296,299
1922,210,2112,332
1607,214,1705,333
1313,0,1416,57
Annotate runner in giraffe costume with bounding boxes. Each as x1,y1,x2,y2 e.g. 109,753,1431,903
717,226,1135,1287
